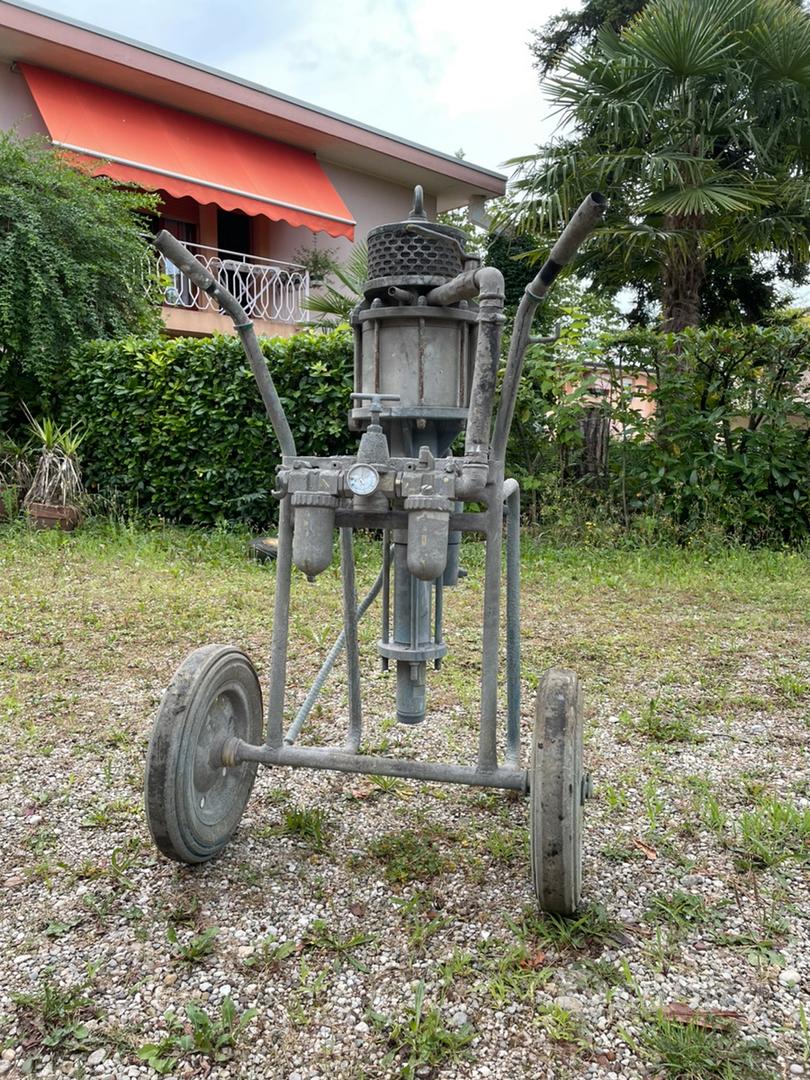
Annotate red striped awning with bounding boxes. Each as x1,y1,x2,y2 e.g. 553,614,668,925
21,64,355,239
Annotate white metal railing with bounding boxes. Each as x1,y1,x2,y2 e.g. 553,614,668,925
152,241,310,324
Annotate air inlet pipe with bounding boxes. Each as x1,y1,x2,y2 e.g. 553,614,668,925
425,266,505,498
490,192,606,466
153,230,297,459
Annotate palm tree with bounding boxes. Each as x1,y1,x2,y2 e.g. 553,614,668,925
504,0,810,344
302,243,367,326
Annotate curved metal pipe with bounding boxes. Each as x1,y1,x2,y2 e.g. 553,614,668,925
153,230,297,458
490,192,606,466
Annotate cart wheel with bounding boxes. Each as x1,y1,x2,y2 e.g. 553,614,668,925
145,645,262,864
530,668,585,915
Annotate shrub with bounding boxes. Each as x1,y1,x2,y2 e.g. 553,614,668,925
61,328,353,526
0,132,160,426
507,321,810,544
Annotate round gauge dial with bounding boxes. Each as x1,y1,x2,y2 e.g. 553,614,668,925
346,463,380,497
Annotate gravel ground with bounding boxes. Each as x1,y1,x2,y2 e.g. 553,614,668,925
0,526,808,1078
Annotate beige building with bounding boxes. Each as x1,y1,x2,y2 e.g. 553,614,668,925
0,0,506,337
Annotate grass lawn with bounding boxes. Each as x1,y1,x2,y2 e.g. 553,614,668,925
0,521,808,1078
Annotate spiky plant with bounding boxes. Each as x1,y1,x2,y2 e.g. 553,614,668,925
23,412,84,508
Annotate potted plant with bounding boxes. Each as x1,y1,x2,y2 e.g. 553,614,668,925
0,434,33,521
22,414,85,530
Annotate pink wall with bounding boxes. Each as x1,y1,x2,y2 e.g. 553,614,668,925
0,63,46,136
263,161,437,266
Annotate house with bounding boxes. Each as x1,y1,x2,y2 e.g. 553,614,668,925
0,0,506,338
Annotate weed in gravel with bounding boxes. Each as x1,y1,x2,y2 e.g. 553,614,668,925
735,798,810,869
370,980,473,1079
600,840,641,862
12,968,100,1067
165,895,201,925
438,949,475,991
621,698,701,744
634,1012,778,1079
287,958,330,1026
278,805,330,851
303,917,375,972
602,783,629,812
771,671,809,702
643,891,724,934
394,891,453,952
138,996,257,1074
368,826,452,883
479,941,552,1005
513,904,623,955
710,930,786,971
243,935,297,971
536,1002,587,1047
369,774,407,796
483,827,527,865
167,925,219,965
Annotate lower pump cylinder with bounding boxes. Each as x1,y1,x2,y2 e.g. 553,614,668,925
380,531,448,725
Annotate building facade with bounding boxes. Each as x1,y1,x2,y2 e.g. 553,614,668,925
0,0,506,337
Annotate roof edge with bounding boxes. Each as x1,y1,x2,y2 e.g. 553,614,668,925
0,0,507,187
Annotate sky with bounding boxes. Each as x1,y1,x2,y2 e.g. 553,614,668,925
31,0,567,175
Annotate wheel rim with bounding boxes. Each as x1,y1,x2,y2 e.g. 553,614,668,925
145,645,262,864
530,668,584,915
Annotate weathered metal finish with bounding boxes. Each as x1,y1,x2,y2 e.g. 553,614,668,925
284,544,392,746
228,739,529,792
265,495,293,748
504,479,521,767
340,527,363,752
147,187,606,914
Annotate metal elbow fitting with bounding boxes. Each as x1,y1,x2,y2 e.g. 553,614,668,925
291,491,337,580
404,494,451,581
455,461,489,501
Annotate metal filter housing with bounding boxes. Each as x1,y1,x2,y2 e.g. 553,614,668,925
363,186,467,298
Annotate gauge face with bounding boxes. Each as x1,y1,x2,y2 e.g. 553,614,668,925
346,463,380,497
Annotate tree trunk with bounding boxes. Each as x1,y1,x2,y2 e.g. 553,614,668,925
660,214,704,339
655,215,704,438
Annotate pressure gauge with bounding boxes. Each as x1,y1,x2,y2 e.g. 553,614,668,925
346,463,380,497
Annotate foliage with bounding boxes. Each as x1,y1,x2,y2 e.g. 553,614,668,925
0,132,160,427
292,239,338,283
138,997,257,1074
608,324,810,543
370,981,473,1079
303,242,367,324
529,0,645,76
506,321,810,544
0,432,33,510
503,0,810,333
23,414,84,508
61,328,354,525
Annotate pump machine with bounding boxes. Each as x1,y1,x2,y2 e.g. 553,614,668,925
145,188,606,914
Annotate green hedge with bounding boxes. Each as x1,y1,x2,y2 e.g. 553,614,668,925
62,329,353,525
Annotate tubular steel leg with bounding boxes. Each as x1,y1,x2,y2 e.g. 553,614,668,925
433,578,443,670
381,528,390,671
504,480,521,767
478,478,503,772
284,546,391,746
340,527,363,752
266,495,294,748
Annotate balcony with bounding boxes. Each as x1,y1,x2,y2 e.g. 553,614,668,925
153,241,311,336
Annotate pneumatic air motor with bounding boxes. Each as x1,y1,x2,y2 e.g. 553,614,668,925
145,187,606,914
